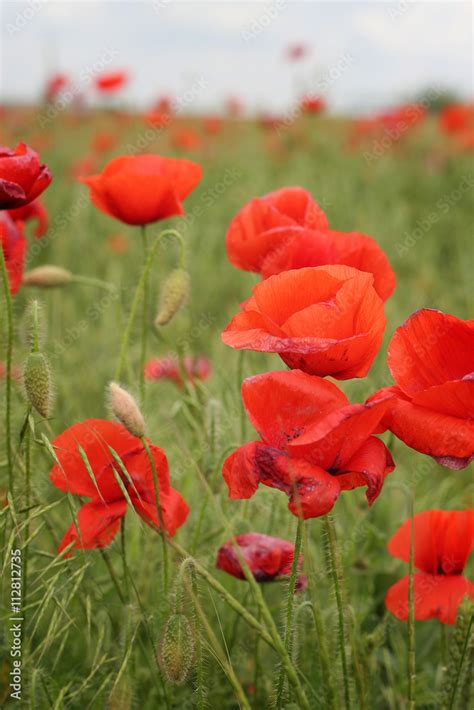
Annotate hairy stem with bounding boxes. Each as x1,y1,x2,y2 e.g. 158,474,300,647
139,225,149,403
408,479,416,709
324,514,351,710
276,516,304,707
0,248,13,493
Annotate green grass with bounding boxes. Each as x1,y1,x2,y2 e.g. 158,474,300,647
1,109,473,709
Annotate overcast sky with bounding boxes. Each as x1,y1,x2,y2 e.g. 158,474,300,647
1,0,472,114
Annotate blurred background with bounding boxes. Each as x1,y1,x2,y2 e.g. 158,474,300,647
1,0,472,114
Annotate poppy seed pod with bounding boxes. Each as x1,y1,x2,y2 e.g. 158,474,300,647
157,613,195,684
23,352,52,418
22,265,73,288
109,382,145,438
155,269,190,326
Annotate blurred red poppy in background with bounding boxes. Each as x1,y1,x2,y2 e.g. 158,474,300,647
0,212,27,294
300,95,326,114
171,127,202,152
45,73,69,102
144,355,211,387
222,265,386,379
385,510,474,624
80,154,202,225
439,103,474,134
91,131,118,155
226,187,329,272
286,44,309,61
50,419,189,556
0,143,52,209
369,309,474,469
223,370,394,519
8,199,48,239
95,71,128,93
216,532,307,590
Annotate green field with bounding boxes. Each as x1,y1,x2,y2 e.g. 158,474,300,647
1,109,473,708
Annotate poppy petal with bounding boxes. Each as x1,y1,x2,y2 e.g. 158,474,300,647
132,487,190,536
385,573,474,625
337,436,394,504
288,398,390,470
50,419,140,497
242,369,348,450
388,309,474,395
58,500,127,557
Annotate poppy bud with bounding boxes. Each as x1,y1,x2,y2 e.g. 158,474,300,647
23,265,73,288
23,352,52,418
107,675,133,710
157,613,195,684
109,382,145,438
155,269,190,326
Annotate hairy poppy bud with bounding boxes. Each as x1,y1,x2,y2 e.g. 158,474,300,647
23,352,52,418
157,613,195,684
23,265,73,288
109,382,145,438
155,268,190,326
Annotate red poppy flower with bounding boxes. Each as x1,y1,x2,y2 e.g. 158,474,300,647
203,116,223,135
286,44,309,61
0,143,52,209
45,73,69,102
226,187,329,272
226,97,243,117
8,199,48,239
145,110,171,130
439,104,474,134
0,212,26,294
222,265,386,379
95,71,128,93
385,510,474,625
144,355,211,387
216,532,307,590
91,131,118,155
80,154,202,226
243,226,395,302
49,419,189,556
300,95,326,114
171,128,201,152
222,370,394,519
369,309,474,469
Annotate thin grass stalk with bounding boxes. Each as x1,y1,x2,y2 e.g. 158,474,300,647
184,574,251,710
114,228,185,383
141,436,169,595
139,225,149,403
447,613,473,710
408,478,416,709
0,248,13,492
303,524,336,709
23,416,32,606
276,516,304,707
324,514,351,710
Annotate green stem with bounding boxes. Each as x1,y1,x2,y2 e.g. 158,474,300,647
23,415,31,605
325,515,351,710
141,436,169,595
448,613,473,710
120,517,130,599
0,247,13,493
276,516,304,707
70,275,116,292
114,229,185,384
237,350,246,442
139,226,149,403
408,480,416,709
